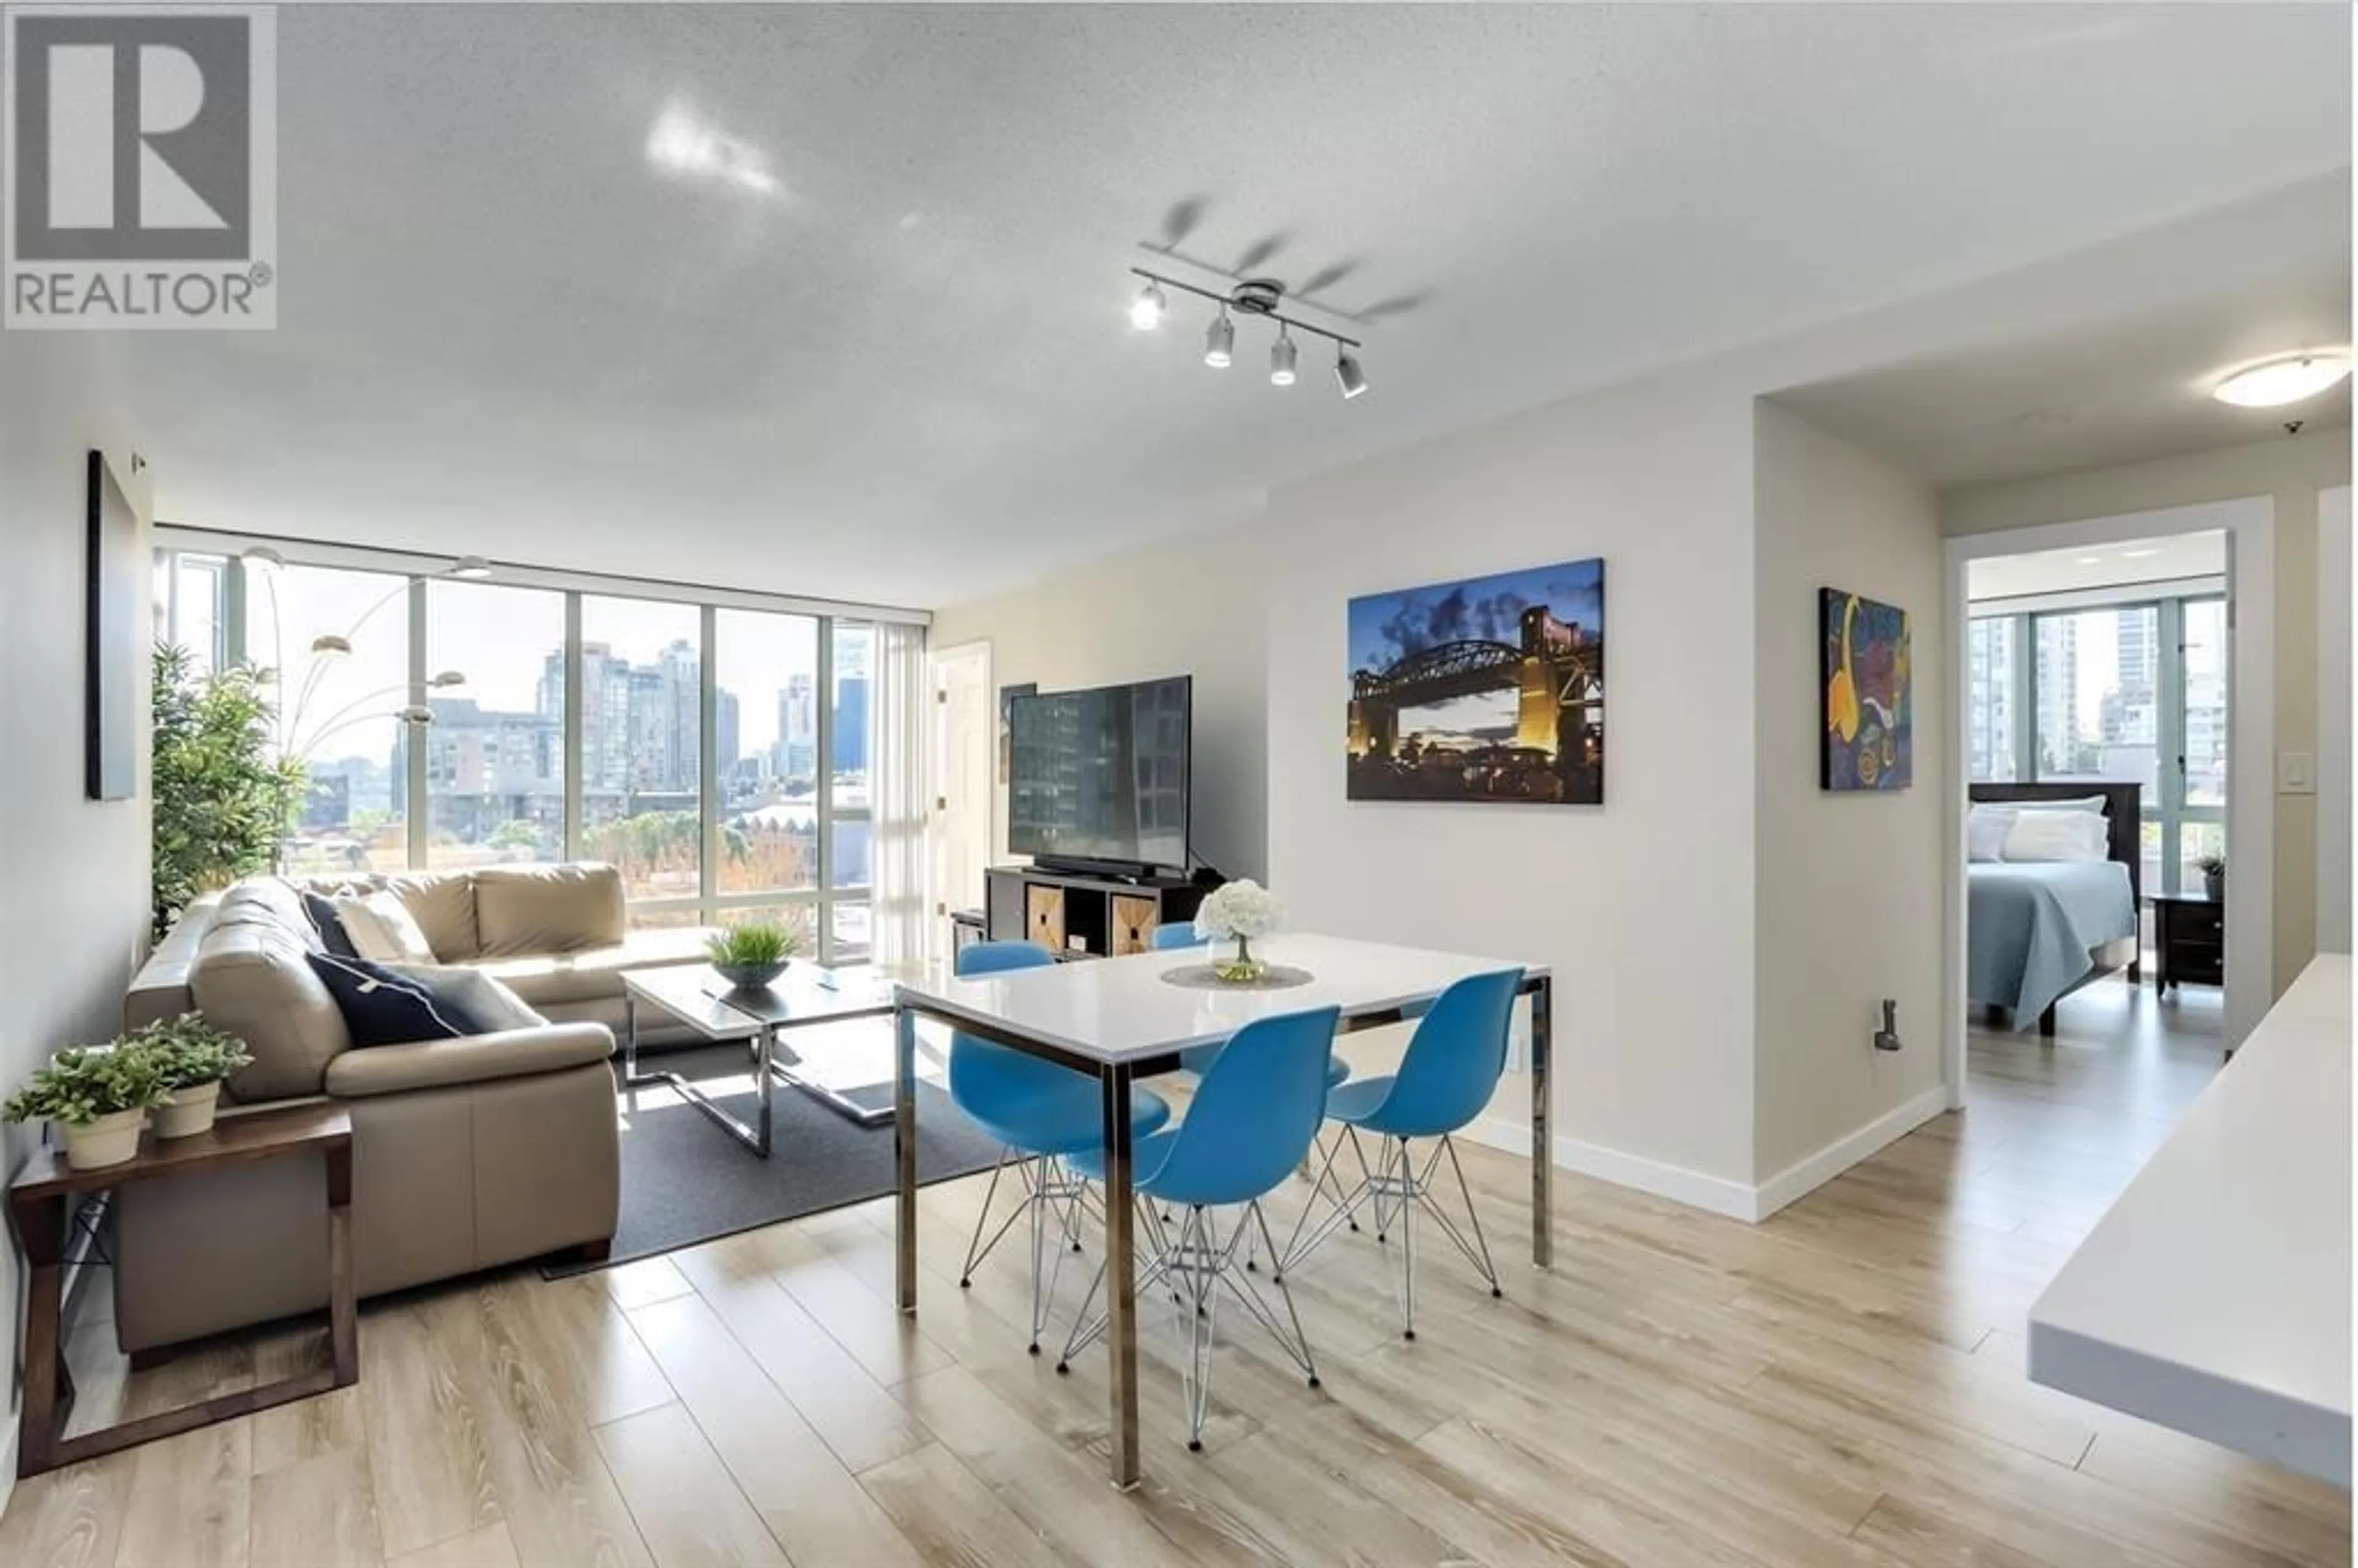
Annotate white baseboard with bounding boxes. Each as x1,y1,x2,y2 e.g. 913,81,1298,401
1459,1084,1950,1225
1459,1116,1759,1221
1748,1085,1950,1221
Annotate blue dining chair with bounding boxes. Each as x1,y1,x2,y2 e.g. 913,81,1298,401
1055,1004,1342,1450
950,940,1174,1355
1280,968,1523,1340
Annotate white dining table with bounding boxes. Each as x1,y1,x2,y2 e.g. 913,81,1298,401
892,933,1554,1490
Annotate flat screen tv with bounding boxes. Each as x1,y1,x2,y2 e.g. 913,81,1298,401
1007,677,1191,874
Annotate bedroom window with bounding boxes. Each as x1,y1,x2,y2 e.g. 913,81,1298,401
1969,589,2227,898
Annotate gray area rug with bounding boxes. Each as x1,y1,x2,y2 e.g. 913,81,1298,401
544,1044,1003,1276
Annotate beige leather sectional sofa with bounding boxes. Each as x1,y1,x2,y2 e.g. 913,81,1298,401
114,863,708,1357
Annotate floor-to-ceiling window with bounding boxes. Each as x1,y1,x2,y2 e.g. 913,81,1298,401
244,561,416,877
1967,588,2227,896
713,608,822,953
152,535,908,957
425,580,567,867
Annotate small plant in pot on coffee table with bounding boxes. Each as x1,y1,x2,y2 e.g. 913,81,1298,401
4,1042,173,1170
139,1014,255,1139
707,920,801,990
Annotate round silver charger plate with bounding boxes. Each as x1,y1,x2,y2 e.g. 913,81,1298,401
1158,962,1316,992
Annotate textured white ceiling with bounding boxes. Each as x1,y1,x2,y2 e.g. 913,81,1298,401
1772,235,2352,488
115,3,2352,607
1969,532,2228,602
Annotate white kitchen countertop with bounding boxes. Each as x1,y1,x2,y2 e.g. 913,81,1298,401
2028,953,2352,1485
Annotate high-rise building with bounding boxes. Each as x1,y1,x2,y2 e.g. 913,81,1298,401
1965,617,2016,781
831,676,868,773
715,688,741,777
2034,616,2080,774
778,672,816,780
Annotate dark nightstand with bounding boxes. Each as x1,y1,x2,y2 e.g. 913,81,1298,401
2150,893,2225,994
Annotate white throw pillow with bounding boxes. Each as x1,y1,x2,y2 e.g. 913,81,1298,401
1966,806,2015,863
337,890,440,965
2001,809,2108,863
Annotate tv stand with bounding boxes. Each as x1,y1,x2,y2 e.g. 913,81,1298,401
984,864,1212,958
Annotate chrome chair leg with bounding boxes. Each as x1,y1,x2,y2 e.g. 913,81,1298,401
957,1146,1019,1287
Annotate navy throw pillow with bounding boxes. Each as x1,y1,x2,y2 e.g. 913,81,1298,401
300,891,362,960
306,952,481,1046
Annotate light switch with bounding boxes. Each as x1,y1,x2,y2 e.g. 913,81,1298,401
2279,751,2317,794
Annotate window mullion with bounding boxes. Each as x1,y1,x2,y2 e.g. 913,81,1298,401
699,604,718,925
405,576,428,869
815,616,835,961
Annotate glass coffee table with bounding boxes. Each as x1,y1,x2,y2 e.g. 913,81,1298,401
621,963,900,1156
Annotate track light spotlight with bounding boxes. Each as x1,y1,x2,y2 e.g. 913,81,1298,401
1204,306,1234,368
1335,348,1368,400
1130,279,1166,330
1270,327,1298,387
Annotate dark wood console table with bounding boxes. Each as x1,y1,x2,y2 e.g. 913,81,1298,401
6,1103,355,1478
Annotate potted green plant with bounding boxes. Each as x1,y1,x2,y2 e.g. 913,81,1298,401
2198,853,2227,902
150,643,308,940
706,920,800,990
3,1043,172,1170
138,1014,255,1139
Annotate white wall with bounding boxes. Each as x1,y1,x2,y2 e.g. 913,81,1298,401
0,336,153,1496
1262,371,1764,1196
2319,486,2351,954
1751,402,1947,1193
1940,431,2352,996
928,529,1272,883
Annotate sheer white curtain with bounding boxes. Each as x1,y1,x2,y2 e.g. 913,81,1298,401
870,621,930,966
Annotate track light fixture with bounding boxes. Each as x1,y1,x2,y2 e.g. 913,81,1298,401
1127,267,1365,400
1204,306,1234,368
1130,278,1166,330
1335,347,1368,400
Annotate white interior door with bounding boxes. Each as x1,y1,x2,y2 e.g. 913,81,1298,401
930,641,992,963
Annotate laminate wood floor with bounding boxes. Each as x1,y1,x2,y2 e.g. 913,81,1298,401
5,979,2344,1567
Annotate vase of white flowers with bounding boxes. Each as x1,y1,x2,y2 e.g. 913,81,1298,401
1194,879,1281,984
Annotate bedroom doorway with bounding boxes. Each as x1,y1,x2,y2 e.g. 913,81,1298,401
1941,497,2275,1108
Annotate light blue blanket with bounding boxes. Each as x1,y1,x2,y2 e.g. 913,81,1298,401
1967,861,2137,1028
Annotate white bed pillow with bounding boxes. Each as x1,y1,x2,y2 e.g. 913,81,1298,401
2000,808,2109,863
336,890,440,964
1966,806,2015,863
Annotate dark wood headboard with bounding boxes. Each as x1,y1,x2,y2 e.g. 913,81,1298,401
1969,782,2144,910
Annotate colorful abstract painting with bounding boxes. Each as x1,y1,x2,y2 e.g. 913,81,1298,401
1346,557,1605,804
1821,588,1910,791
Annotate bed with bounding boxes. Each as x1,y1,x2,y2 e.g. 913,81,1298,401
1967,782,2142,1037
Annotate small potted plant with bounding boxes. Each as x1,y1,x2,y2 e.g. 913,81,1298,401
1194,879,1282,984
3,1042,172,1170
139,1014,255,1139
706,920,800,990
2198,853,2227,902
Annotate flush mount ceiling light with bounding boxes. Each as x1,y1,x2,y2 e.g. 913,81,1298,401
1129,267,1366,400
2212,352,2352,408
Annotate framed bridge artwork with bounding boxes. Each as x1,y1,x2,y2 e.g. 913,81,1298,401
1345,557,1605,804
1820,587,1912,791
